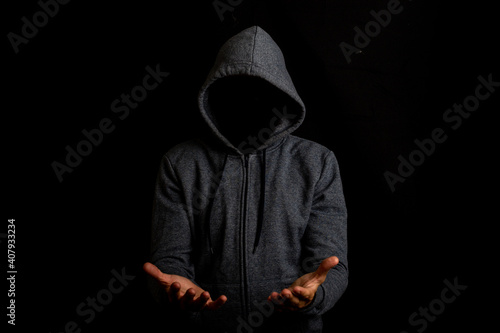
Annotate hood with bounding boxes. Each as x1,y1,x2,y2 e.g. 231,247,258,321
198,26,306,155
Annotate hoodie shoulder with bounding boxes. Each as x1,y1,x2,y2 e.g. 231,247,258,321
163,139,212,164
286,135,336,158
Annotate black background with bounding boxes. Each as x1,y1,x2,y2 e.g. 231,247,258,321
4,0,498,332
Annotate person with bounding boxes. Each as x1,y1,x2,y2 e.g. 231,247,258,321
143,25,348,333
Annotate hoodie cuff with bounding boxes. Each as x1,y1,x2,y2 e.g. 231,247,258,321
297,284,325,314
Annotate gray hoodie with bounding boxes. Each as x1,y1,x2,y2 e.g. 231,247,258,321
149,26,348,333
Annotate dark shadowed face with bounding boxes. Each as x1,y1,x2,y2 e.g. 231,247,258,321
208,75,288,150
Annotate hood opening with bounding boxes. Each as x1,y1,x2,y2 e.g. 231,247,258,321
206,75,300,153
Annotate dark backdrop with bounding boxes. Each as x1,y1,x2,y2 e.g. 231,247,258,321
4,0,498,332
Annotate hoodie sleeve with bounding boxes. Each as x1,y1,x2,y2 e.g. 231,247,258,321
147,153,196,304
299,150,348,316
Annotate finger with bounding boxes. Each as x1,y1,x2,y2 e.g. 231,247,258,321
314,256,339,282
292,286,314,301
206,295,228,311
168,282,182,303
143,262,167,284
270,291,280,298
280,288,294,300
180,288,196,310
269,292,286,311
269,292,285,306
280,289,300,308
191,291,211,309
268,292,286,312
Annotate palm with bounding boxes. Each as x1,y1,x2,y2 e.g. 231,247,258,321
269,256,339,310
143,262,227,311
290,270,323,293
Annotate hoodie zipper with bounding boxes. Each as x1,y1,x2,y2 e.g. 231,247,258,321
240,155,250,318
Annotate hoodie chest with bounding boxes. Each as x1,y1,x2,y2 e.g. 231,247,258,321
188,153,312,248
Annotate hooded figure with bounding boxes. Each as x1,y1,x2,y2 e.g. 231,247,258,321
146,26,348,333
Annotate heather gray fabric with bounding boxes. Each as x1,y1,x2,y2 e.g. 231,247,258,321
149,26,348,333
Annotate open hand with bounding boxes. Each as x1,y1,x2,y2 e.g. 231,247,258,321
268,256,339,312
143,262,227,311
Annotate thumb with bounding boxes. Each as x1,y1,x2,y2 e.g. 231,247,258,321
143,262,169,284
314,256,339,282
